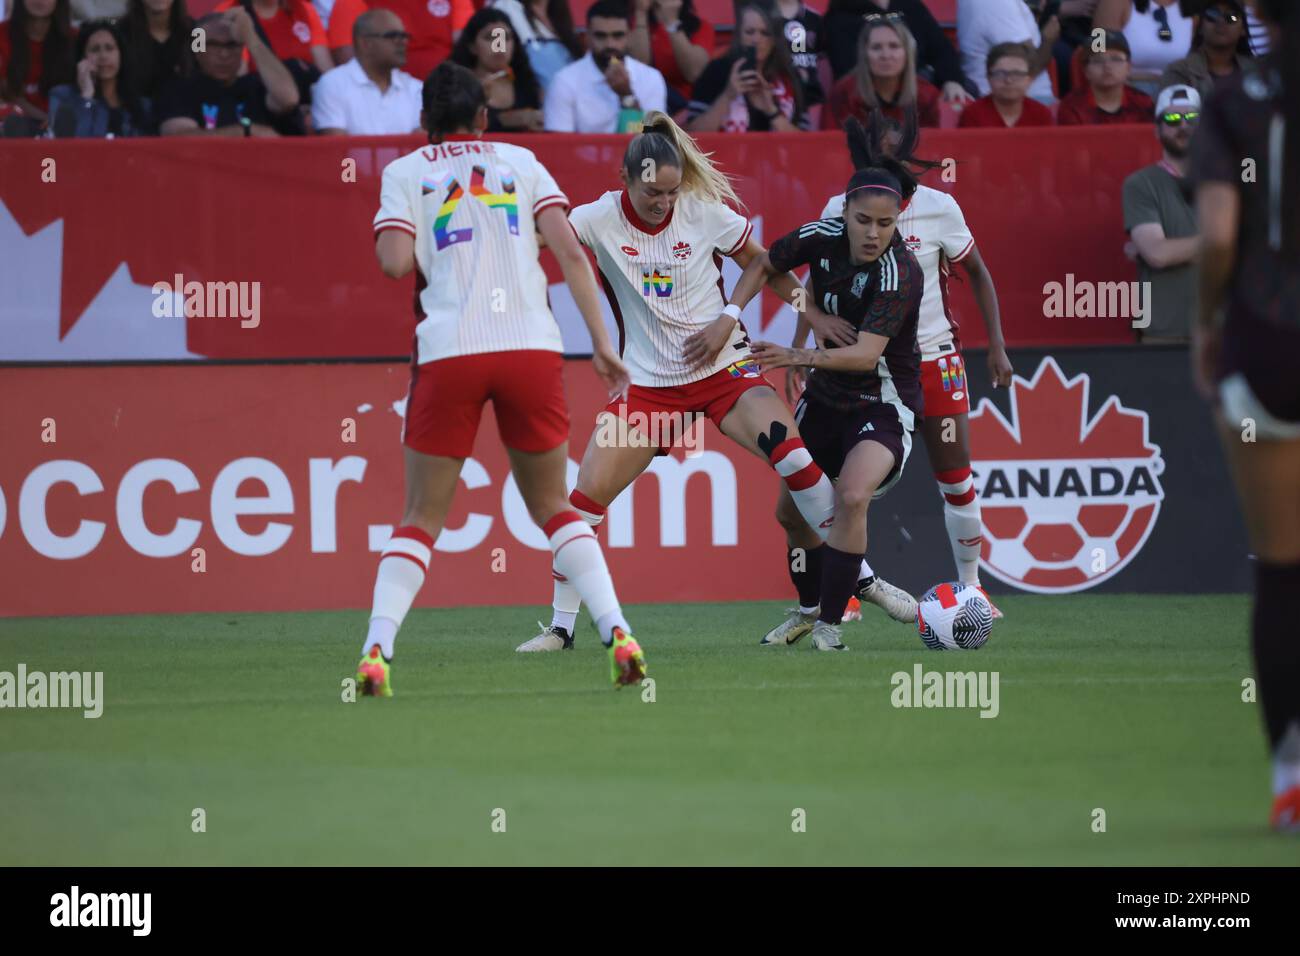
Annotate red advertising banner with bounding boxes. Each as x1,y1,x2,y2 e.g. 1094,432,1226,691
0,128,1161,363
0,362,791,617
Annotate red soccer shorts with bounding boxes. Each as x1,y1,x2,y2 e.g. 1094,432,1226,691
921,350,971,419
403,350,569,457
601,361,774,448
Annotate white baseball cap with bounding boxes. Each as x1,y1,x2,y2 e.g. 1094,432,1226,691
1155,84,1201,117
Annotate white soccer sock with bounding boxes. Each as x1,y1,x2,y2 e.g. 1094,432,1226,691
550,490,606,632
768,437,835,539
858,558,876,582
546,510,627,645
362,526,432,658
938,468,983,585
1274,723,1300,796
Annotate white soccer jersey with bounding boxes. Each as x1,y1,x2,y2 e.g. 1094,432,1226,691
822,184,974,358
569,190,754,387
373,137,570,364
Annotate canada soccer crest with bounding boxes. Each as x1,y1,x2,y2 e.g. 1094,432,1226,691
969,357,1165,594
428,0,450,15
293,21,311,43
672,241,692,260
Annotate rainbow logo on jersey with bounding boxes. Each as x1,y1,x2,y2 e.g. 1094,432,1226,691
938,354,967,395
426,166,519,251
641,269,673,297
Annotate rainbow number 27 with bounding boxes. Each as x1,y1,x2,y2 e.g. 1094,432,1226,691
424,166,520,251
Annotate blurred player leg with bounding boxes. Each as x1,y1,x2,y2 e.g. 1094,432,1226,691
508,441,646,686
357,447,465,697
1216,417,1300,830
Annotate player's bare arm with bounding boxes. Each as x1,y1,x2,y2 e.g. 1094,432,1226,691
957,245,1013,388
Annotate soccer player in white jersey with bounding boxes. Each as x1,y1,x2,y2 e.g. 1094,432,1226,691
518,112,914,653
815,110,1014,619
359,62,646,693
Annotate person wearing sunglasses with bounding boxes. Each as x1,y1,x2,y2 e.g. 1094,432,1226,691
1159,0,1257,102
823,0,973,105
311,8,423,134
1057,28,1155,123
1094,0,1194,97
1119,84,1200,343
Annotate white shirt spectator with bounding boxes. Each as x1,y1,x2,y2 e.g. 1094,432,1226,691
544,52,668,133
957,0,1055,103
313,0,335,29
312,58,423,135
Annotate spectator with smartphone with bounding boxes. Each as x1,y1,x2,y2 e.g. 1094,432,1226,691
686,2,804,131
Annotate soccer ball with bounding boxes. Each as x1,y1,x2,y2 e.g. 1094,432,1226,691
916,582,994,651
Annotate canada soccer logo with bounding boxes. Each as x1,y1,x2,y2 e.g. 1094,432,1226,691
293,21,311,43
428,0,450,15
969,356,1165,594
672,241,692,260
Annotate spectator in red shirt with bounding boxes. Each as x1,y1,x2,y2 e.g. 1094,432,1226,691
325,0,368,64
214,0,334,75
368,0,474,81
1,0,76,122
1057,30,1153,124
627,0,713,106
958,42,1053,128
822,14,940,130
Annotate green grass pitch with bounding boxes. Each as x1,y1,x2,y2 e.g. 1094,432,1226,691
1,595,1293,865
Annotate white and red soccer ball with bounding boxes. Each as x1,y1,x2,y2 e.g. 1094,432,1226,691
916,582,994,650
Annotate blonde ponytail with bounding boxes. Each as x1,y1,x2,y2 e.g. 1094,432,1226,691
624,111,743,210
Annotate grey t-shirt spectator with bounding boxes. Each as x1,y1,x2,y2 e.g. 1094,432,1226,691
1122,164,1197,340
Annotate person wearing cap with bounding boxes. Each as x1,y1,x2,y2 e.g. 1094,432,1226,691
1119,83,1201,343
1157,0,1256,103
1057,29,1154,123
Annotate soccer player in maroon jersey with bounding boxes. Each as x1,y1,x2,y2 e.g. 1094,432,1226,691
723,132,926,651
1192,0,1300,830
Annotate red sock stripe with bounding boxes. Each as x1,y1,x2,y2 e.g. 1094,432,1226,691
569,488,607,516
768,437,805,465
392,525,435,549
552,570,568,582
785,461,824,492
944,487,978,506
383,551,429,573
543,510,585,538
934,467,972,485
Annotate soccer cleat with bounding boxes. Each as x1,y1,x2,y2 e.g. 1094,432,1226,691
516,622,574,653
842,596,863,622
608,628,646,687
810,620,847,651
760,608,818,646
975,585,1005,620
1271,786,1300,832
356,644,393,698
858,576,918,623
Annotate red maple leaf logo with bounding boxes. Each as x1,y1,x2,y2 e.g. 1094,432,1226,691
969,356,1158,461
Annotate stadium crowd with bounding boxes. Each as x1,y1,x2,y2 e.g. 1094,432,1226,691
0,0,1271,341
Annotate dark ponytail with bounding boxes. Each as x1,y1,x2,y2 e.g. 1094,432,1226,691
843,108,941,202
421,61,486,139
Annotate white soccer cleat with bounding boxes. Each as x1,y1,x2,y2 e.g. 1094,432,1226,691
760,608,817,646
516,622,574,652
858,576,918,623
810,620,847,651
